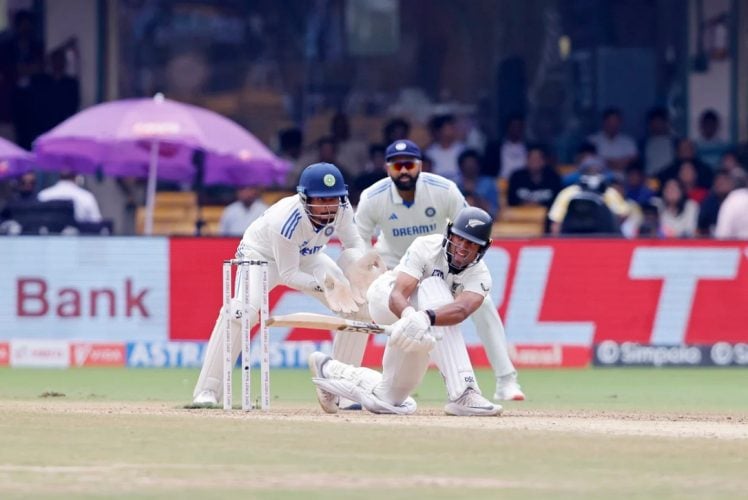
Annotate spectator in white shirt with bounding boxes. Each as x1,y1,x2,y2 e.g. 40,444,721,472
642,107,676,176
425,114,465,183
588,107,638,173
653,178,699,238
331,112,368,179
499,114,528,180
219,185,268,236
37,171,102,223
715,169,748,239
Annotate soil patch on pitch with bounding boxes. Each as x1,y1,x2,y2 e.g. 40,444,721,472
6,401,747,440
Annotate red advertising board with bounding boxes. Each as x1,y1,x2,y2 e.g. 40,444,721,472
170,238,236,342
169,238,748,368
491,239,748,346
0,342,8,366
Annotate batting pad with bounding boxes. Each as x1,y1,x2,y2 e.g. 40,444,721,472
332,330,369,366
312,377,417,415
417,276,481,401
429,325,481,401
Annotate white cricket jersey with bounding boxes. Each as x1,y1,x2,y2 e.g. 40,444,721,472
355,172,466,268
37,180,102,223
394,234,492,298
238,195,365,292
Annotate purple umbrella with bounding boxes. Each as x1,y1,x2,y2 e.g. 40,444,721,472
0,137,34,180
34,93,288,234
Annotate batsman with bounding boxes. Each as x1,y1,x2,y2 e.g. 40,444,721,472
334,139,524,404
309,206,502,416
192,163,384,405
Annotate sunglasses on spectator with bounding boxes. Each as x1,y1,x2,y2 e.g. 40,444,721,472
387,160,420,172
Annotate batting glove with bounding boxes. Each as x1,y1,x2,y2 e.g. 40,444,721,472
389,311,435,353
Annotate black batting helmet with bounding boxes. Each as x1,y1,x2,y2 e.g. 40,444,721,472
443,206,493,271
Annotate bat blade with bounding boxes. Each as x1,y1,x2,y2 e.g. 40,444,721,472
267,312,390,335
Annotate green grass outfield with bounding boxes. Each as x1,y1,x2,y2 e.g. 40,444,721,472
1,367,747,498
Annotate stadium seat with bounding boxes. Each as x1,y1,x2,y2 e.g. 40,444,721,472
261,190,294,205
77,220,114,235
492,220,544,238
1,199,77,234
557,164,577,176
501,205,547,223
155,191,197,208
646,177,660,191
135,191,199,235
497,178,508,207
198,205,225,236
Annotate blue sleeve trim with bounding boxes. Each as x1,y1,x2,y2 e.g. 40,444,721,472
423,178,449,190
366,184,390,199
281,209,302,239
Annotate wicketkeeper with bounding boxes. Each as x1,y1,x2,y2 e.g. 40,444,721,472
193,163,384,405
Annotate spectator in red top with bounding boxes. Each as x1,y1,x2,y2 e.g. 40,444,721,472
676,160,709,203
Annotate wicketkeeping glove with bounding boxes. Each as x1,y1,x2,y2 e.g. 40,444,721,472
389,310,435,353
316,272,359,314
344,250,386,304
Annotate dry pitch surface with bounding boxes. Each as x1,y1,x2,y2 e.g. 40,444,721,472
1,368,747,498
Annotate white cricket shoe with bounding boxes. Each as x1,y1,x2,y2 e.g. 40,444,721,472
308,352,340,414
494,373,526,402
193,389,218,406
444,388,503,416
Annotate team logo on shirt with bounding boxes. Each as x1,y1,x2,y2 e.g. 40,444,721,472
324,226,334,236
300,245,323,255
431,269,444,279
323,174,336,187
425,207,436,217
389,213,398,220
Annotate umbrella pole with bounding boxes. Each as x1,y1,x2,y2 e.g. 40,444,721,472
144,139,159,235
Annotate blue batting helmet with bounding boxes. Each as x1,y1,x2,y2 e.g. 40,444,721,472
297,163,348,198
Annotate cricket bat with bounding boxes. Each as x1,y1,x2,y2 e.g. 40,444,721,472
267,313,391,335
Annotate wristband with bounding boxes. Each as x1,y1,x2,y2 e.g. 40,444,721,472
425,309,436,326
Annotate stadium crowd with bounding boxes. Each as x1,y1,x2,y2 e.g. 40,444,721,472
2,106,748,239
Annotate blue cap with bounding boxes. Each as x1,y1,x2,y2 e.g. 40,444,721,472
385,140,421,161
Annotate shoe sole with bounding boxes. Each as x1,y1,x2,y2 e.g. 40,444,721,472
494,395,526,402
444,402,503,417
494,391,526,402
308,353,339,414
